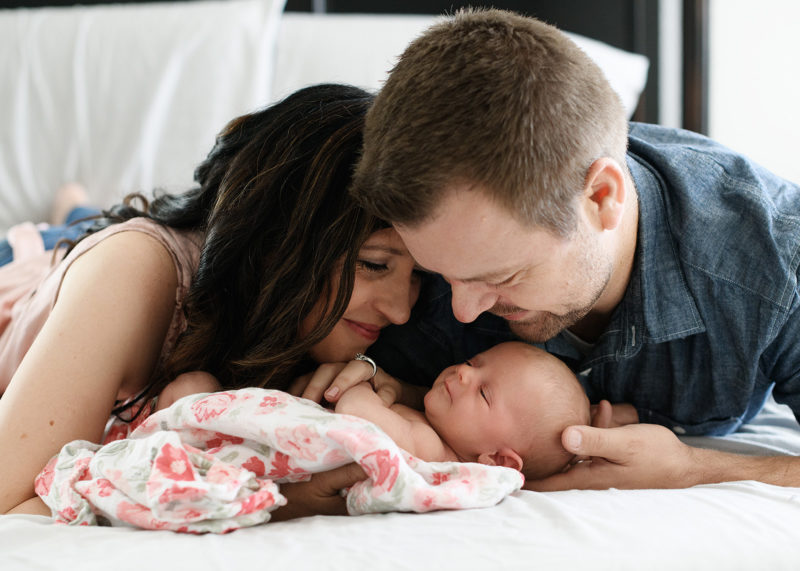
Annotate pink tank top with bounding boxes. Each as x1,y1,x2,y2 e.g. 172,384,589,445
0,218,203,393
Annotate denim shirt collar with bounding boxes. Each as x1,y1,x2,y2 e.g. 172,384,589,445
623,152,705,345
547,153,706,366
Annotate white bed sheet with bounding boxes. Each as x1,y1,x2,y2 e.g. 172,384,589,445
2,397,799,571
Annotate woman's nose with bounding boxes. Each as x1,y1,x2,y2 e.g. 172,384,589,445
376,274,419,325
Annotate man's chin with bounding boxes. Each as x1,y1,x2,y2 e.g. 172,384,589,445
506,315,573,343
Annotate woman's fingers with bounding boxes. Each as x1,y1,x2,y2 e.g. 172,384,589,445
298,363,347,403
322,360,378,402
270,463,368,521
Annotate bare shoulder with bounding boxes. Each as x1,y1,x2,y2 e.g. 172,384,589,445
64,229,178,290
53,228,182,398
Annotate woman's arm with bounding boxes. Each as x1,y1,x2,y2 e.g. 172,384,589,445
0,231,178,514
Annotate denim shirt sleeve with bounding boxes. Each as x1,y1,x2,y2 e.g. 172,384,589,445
761,261,800,412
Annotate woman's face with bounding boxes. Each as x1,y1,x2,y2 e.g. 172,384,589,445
303,227,422,363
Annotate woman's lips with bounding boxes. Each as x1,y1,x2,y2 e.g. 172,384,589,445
344,319,381,342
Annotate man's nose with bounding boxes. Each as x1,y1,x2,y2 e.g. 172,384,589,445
450,280,497,323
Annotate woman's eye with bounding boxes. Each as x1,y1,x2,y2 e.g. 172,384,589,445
480,387,489,404
358,260,387,272
464,360,473,367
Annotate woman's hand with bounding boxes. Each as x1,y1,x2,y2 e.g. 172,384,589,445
269,463,367,522
289,360,406,407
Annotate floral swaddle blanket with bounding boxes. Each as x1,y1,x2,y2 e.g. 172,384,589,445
35,389,523,533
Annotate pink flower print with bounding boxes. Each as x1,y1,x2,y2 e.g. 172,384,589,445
205,432,245,450
191,392,236,423
432,472,450,486
236,487,277,516
154,443,196,481
242,456,266,477
103,420,131,443
34,457,57,496
322,448,348,466
268,452,296,479
116,501,170,530
274,425,327,462
158,483,207,505
361,450,399,491
258,394,283,411
57,506,78,523
74,456,93,480
206,462,243,486
95,478,116,498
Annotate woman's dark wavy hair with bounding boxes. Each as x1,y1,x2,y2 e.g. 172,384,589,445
74,84,381,418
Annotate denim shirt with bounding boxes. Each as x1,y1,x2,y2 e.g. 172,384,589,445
369,123,800,436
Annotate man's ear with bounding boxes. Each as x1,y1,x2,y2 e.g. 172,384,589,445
590,399,613,428
477,448,523,471
583,158,627,231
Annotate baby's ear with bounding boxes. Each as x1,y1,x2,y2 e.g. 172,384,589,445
590,399,613,428
477,449,523,471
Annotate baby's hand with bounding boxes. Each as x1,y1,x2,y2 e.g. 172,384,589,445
333,381,378,415
156,371,222,411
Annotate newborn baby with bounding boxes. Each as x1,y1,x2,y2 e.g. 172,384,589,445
157,342,614,480
335,341,605,480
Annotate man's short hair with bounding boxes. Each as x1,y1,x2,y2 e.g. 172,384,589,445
353,9,630,236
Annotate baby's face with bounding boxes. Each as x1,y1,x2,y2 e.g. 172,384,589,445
424,342,558,462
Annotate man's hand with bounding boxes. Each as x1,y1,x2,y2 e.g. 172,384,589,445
270,463,367,522
526,424,701,491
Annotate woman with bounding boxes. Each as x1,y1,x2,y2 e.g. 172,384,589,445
0,84,420,517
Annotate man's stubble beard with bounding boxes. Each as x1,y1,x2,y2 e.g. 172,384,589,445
495,230,614,343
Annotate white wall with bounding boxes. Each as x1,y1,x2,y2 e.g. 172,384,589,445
708,0,800,183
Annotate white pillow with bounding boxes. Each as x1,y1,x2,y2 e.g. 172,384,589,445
0,0,285,234
272,13,649,119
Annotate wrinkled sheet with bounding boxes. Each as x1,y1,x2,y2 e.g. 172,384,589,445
35,389,523,533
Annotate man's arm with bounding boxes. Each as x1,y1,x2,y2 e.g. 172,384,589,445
526,423,800,491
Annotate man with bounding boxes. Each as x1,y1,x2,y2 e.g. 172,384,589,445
354,9,800,489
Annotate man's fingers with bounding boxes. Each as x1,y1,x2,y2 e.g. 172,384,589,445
590,400,613,428
562,425,634,462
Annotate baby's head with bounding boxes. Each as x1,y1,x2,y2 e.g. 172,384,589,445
424,341,590,480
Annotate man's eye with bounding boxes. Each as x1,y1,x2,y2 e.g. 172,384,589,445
493,274,516,287
480,387,489,403
464,360,473,367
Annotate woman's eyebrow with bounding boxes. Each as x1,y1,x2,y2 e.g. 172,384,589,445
360,245,408,256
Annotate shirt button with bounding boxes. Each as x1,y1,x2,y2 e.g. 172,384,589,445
672,426,687,435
